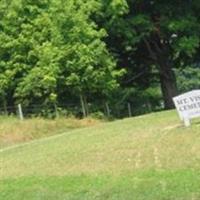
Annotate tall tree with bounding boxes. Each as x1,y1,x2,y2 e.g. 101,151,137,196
97,0,200,109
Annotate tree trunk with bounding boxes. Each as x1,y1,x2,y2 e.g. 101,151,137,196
158,57,178,109
143,38,178,109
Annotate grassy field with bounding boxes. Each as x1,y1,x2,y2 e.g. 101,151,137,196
1,111,200,199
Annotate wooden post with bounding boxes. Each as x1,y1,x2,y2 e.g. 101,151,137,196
128,103,132,117
83,95,89,116
105,102,111,117
18,104,24,120
3,99,8,115
54,103,59,118
80,95,86,118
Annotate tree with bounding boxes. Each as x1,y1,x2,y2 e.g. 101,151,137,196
97,0,200,109
0,0,124,111
0,0,52,106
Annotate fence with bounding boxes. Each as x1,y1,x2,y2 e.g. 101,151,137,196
0,100,161,120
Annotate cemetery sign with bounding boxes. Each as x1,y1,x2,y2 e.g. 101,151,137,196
173,90,200,126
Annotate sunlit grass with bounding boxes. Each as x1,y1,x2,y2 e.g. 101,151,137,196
1,110,200,199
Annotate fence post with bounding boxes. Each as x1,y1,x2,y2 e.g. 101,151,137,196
83,96,89,116
54,103,59,118
18,104,24,120
3,100,8,115
105,102,111,117
128,103,132,117
80,95,87,118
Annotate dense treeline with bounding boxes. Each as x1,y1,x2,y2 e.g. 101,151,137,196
0,0,200,117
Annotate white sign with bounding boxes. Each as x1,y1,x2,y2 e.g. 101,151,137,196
173,90,200,126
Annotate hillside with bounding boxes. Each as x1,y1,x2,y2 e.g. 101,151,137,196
1,111,200,200
0,117,100,149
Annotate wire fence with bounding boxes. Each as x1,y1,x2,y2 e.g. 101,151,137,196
0,100,162,120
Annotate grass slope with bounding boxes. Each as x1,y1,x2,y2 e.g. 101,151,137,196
1,111,200,200
0,116,100,148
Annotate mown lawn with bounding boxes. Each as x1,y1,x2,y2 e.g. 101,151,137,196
1,111,200,199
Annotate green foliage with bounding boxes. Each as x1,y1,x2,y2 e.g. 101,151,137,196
0,0,123,109
89,111,105,119
97,0,200,109
176,66,200,93
175,36,200,57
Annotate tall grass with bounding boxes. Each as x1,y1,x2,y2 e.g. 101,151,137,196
0,116,100,148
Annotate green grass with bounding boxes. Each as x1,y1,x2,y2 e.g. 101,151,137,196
1,111,200,199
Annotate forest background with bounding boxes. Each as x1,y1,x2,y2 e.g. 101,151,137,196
0,0,200,118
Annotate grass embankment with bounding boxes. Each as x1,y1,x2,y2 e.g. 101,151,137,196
1,111,200,199
0,116,100,149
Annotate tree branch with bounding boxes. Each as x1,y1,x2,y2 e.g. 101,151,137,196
143,38,157,61
123,70,147,84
